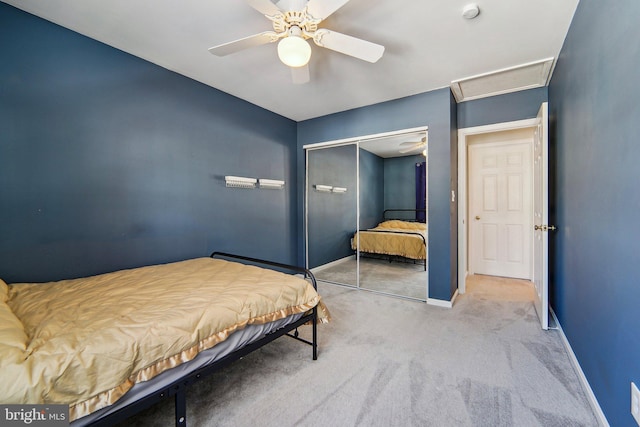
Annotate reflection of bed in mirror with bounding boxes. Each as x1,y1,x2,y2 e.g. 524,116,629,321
352,209,427,270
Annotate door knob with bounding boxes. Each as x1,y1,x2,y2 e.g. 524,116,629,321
475,216,480,220
534,224,557,231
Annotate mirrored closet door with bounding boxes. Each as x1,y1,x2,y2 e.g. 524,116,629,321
357,133,428,301
306,144,358,287
305,128,428,301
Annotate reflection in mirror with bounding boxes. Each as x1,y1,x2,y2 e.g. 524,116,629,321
306,144,358,287
356,132,428,300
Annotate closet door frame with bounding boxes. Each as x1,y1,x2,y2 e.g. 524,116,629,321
304,125,429,298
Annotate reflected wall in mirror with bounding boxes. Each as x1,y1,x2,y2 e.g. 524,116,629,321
357,132,428,301
306,144,358,287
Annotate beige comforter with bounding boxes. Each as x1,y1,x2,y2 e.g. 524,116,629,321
0,257,326,421
352,220,427,260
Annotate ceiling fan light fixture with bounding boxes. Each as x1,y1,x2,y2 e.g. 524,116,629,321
277,34,311,67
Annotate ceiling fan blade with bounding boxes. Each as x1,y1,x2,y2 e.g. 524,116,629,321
209,32,278,56
399,144,425,154
399,146,420,154
399,136,427,153
399,140,419,148
399,137,426,147
291,64,310,84
306,0,350,20
247,0,282,17
313,30,384,63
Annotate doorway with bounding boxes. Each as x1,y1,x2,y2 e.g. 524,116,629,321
458,118,538,295
459,104,550,330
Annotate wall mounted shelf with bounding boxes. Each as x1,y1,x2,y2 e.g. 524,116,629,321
225,176,257,188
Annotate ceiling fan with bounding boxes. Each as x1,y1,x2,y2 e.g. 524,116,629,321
208,0,385,84
399,136,428,154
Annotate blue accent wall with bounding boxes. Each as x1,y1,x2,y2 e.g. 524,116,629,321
0,4,298,282
549,0,640,424
359,148,384,230
298,89,456,300
457,87,548,129
384,155,423,215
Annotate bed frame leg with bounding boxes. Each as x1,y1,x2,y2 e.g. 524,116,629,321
312,312,318,360
175,389,187,427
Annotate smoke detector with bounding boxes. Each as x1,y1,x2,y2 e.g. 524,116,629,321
462,4,480,19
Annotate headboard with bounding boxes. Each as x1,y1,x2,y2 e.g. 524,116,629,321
383,209,426,223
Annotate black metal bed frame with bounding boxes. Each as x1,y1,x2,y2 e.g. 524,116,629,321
86,252,318,427
382,208,427,222
357,209,427,271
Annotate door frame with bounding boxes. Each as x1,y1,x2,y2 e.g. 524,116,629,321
457,118,537,294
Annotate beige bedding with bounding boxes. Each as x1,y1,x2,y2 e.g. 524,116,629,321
0,258,326,421
352,220,427,260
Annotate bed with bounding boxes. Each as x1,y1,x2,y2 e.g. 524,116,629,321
0,252,328,426
352,209,427,270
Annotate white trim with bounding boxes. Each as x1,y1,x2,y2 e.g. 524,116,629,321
550,309,610,427
457,118,538,295
305,149,309,269
459,118,537,138
302,126,428,150
310,255,356,274
356,141,360,288
427,289,458,308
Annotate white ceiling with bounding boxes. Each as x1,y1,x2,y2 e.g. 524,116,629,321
360,131,428,158
4,0,578,122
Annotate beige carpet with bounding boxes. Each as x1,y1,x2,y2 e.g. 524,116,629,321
116,275,600,427
465,274,535,301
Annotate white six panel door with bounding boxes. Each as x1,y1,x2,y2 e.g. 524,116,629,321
533,103,550,330
469,140,532,280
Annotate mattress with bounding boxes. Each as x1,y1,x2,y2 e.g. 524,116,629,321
352,220,427,260
1,257,324,421
71,312,304,426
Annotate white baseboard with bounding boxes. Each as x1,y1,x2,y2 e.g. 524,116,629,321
550,308,609,427
310,255,355,273
451,289,459,306
427,289,458,308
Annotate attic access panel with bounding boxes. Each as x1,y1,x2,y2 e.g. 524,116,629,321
450,58,554,102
